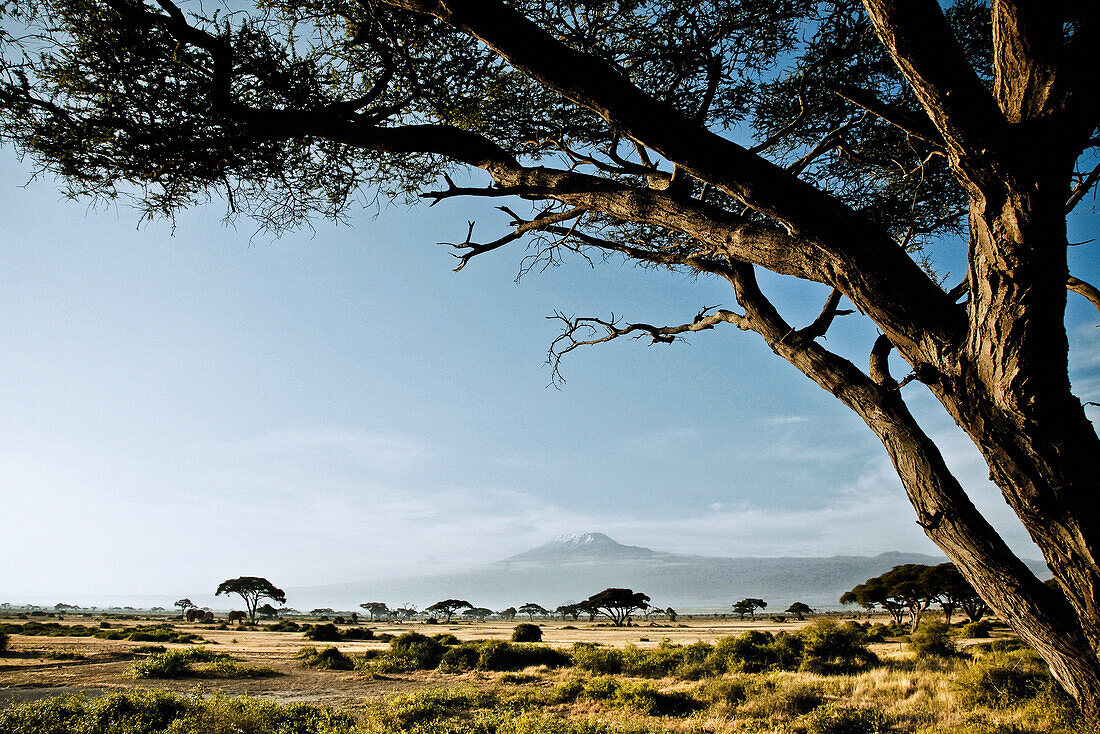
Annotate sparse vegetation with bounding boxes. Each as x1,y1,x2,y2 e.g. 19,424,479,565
129,646,276,679
511,623,542,642
297,645,355,670
0,616,1091,734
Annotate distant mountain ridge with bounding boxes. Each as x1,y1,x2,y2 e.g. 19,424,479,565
504,532,664,563
296,532,1048,611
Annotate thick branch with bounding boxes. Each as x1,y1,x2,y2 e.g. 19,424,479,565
1068,276,1100,318
862,0,1004,191
379,0,964,362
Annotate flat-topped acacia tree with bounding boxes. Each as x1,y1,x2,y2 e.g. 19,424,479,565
2,0,1100,719
215,577,286,624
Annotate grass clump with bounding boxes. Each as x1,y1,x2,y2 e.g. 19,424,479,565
910,620,960,659
0,689,357,734
551,676,702,716
129,646,275,679
803,703,893,734
95,624,200,643
298,646,355,670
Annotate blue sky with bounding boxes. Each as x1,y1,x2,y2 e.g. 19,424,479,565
2,144,1098,607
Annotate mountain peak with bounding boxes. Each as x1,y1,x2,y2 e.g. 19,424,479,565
548,532,619,546
502,532,660,564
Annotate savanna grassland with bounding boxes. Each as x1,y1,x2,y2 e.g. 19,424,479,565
0,613,1088,733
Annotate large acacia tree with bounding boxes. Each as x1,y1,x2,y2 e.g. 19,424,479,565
2,0,1099,719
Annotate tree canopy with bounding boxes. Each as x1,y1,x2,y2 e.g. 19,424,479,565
2,0,1099,720
215,577,286,623
583,588,650,626
425,599,472,622
732,598,767,620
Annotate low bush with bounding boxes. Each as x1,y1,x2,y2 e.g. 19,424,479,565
511,624,542,642
553,676,702,716
92,624,199,643
958,620,992,638
571,642,623,675
910,620,959,658
129,646,274,679
305,623,343,642
298,645,355,670
803,703,893,734
342,627,374,640
737,678,825,719
957,649,1060,709
799,620,878,674
0,629,7,653
268,619,301,632
0,689,358,734
0,621,100,638
437,640,570,672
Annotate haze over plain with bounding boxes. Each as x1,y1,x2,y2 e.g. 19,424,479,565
1,147,1097,603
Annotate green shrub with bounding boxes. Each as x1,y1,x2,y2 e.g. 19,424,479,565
558,676,702,717
438,644,481,672
129,646,273,679
298,645,355,670
432,633,460,645
957,650,1059,708
0,689,358,734
698,676,750,706
305,623,342,642
268,619,301,632
341,627,374,640
381,687,488,730
387,632,447,669
803,704,893,734
512,623,542,642
799,620,878,674
571,642,623,674
0,629,7,653
910,620,959,658
958,620,991,638
738,678,825,718
132,645,167,654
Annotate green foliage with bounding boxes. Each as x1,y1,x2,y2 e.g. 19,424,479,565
957,649,1063,709
297,646,355,670
959,621,992,639
0,621,101,638
129,646,275,679
910,620,959,658
551,676,702,716
438,644,482,673
0,628,7,653
438,640,570,672
512,624,542,643
798,620,879,675
803,704,893,734
571,642,623,675
267,619,301,632
304,623,342,642
0,689,357,734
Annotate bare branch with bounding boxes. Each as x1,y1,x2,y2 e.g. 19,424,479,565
1067,161,1100,213
547,306,748,382
446,206,586,271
